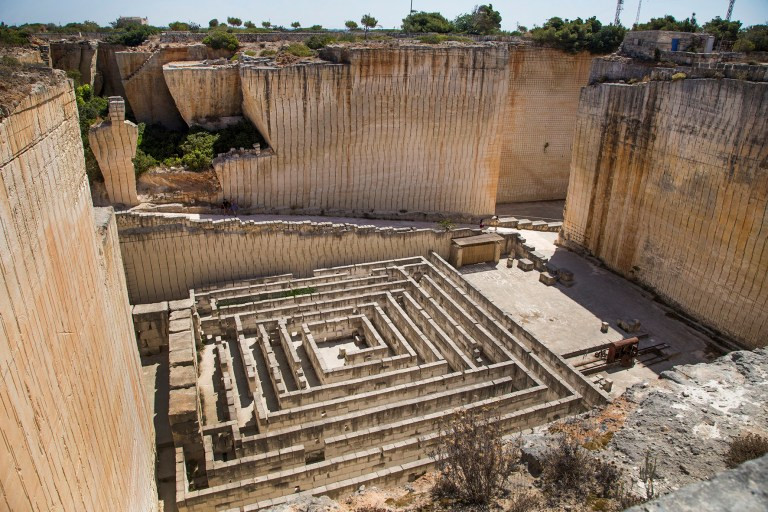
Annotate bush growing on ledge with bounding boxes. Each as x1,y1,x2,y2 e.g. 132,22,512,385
431,409,518,506
106,25,160,47
305,34,337,49
402,12,455,33
418,34,472,44
284,43,314,57
75,84,108,182
203,30,239,51
531,17,626,54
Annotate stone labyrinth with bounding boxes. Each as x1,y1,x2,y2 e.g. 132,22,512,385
175,253,605,511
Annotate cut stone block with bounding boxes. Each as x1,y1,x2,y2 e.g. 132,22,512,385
169,318,193,334
517,258,534,271
169,387,198,424
170,365,197,390
169,298,194,310
539,272,557,286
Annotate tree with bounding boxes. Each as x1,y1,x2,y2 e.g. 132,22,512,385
227,17,242,27
168,21,189,31
635,14,699,32
702,17,742,47
736,24,768,52
291,21,301,29
454,4,502,35
244,21,255,29
402,12,454,33
209,19,219,28
345,20,358,31
530,16,624,54
261,21,272,29
361,14,378,39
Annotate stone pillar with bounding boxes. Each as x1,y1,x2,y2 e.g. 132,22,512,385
88,96,140,206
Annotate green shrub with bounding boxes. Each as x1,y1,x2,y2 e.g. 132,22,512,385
402,12,454,33
454,4,502,35
202,30,239,51
733,38,756,52
284,43,314,57
417,34,472,44
133,149,158,175
671,72,687,81
106,25,159,47
75,85,108,183
180,132,218,171
244,49,257,56
531,17,626,54
305,34,336,49
0,26,32,46
261,49,277,57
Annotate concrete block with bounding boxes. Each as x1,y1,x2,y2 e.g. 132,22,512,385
517,258,534,271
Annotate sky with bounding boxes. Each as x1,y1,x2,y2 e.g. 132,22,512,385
1,0,766,30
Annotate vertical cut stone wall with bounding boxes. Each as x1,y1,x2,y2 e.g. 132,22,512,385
0,78,156,509
562,79,768,348
229,47,509,217
497,48,593,203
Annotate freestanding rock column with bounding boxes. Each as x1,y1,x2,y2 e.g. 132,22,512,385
89,96,139,206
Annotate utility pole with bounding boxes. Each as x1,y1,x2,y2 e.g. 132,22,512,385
614,0,624,26
635,0,643,27
726,0,735,21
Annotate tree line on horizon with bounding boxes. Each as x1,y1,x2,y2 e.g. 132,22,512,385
1,7,766,54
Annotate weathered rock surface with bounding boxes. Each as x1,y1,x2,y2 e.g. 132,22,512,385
601,349,768,494
626,453,768,512
562,78,768,348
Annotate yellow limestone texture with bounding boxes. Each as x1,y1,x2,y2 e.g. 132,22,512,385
163,61,243,128
562,79,768,349
89,97,139,206
216,46,510,218
0,77,156,509
498,48,593,203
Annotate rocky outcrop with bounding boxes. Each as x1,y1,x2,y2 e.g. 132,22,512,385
0,73,156,509
89,96,139,205
562,78,768,349
163,61,242,129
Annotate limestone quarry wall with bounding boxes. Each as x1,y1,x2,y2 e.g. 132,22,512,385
116,45,233,130
116,213,478,303
0,78,156,508
219,46,509,218
50,41,97,86
163,62,242,128
562,79,768,348
497,48,593,203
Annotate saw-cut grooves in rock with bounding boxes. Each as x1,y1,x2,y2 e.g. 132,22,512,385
155,253,607,511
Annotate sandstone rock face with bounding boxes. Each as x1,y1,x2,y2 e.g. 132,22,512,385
229,46,510,218
89,97,139,206
116,45,233,129
163,61,242,129
497,48,593,203
116,213,480,303
562,79,768,348
0,78,156,509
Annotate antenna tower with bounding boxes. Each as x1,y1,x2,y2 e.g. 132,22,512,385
635,0,643,26
726,0,735,21
614,0,624,26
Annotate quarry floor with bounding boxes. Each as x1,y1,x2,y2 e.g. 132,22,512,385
138,202,727,511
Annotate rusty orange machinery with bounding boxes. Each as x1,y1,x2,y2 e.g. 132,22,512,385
562,337,641,368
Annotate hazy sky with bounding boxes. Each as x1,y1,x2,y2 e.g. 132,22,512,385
2,0,766,30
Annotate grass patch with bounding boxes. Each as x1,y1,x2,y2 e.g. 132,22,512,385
418,34,473,44
726,433,768,468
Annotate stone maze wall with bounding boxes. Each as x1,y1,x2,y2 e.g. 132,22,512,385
562,78,768,349
131,253,607,511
